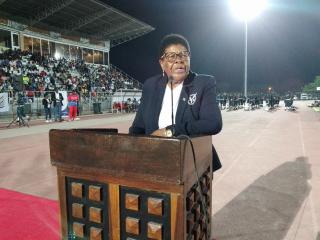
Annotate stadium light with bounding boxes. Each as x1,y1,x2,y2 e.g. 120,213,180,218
229,0,268,22
229,0,268,99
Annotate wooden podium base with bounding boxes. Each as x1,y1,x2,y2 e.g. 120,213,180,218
50,130,213,240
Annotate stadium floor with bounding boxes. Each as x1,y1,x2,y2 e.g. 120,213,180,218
0,101,319,240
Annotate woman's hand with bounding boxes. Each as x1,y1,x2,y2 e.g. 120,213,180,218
151,128,167,137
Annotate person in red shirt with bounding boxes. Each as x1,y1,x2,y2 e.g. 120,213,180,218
67,89,79,121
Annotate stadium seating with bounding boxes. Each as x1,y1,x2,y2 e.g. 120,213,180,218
0,49,141,96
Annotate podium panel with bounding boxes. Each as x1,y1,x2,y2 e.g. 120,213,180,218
50,129,213,240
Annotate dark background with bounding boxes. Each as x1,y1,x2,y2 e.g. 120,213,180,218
103,0,320,93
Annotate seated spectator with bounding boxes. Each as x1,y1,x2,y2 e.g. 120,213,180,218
26,90,34,102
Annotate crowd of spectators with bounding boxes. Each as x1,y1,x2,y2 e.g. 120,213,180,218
0,49,141,98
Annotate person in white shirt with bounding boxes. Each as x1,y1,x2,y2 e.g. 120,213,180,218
129,33,222,171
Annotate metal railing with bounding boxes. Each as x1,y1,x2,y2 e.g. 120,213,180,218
0,90,141,122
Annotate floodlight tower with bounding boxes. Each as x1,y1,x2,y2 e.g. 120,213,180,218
229,0,268,99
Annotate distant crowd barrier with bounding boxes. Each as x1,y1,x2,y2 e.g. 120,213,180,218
0,89,141,122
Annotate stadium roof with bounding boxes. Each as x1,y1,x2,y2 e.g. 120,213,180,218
0,0,155,47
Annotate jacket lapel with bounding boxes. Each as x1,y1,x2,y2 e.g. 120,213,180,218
175,72,196,124
152,75,167,128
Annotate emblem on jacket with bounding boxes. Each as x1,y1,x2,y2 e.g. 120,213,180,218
188,93,197,105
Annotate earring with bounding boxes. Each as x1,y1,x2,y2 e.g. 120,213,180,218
162,70,164,77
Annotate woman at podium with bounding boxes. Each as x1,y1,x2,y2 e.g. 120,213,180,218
129,33,222,171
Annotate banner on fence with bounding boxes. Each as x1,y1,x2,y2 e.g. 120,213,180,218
0,93,9,112
60,91,68,117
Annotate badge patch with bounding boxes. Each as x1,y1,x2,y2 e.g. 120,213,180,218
188,93,197,105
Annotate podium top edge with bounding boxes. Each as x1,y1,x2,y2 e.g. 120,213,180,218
49,129,210,141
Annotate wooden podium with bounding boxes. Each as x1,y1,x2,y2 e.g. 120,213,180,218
50,129,213,240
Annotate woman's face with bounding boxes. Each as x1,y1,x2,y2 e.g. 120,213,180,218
159,44,190,84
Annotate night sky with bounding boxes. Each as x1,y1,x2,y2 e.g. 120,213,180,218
103,0,320,93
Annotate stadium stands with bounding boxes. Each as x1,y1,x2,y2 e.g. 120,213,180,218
0,0,153,118
0,49,141,96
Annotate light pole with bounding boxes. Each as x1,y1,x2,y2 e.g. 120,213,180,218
244,21,248,98
229,0,268,99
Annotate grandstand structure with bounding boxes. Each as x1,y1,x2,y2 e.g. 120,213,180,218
0,0,154,65
0,0,154,118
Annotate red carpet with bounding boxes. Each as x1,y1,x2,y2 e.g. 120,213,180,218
0,188,60,240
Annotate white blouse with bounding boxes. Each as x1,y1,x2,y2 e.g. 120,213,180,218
158,83,183,129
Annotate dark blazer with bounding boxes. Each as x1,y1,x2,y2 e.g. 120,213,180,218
51,92,64,107
42,98,51,109
129,71,223,171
